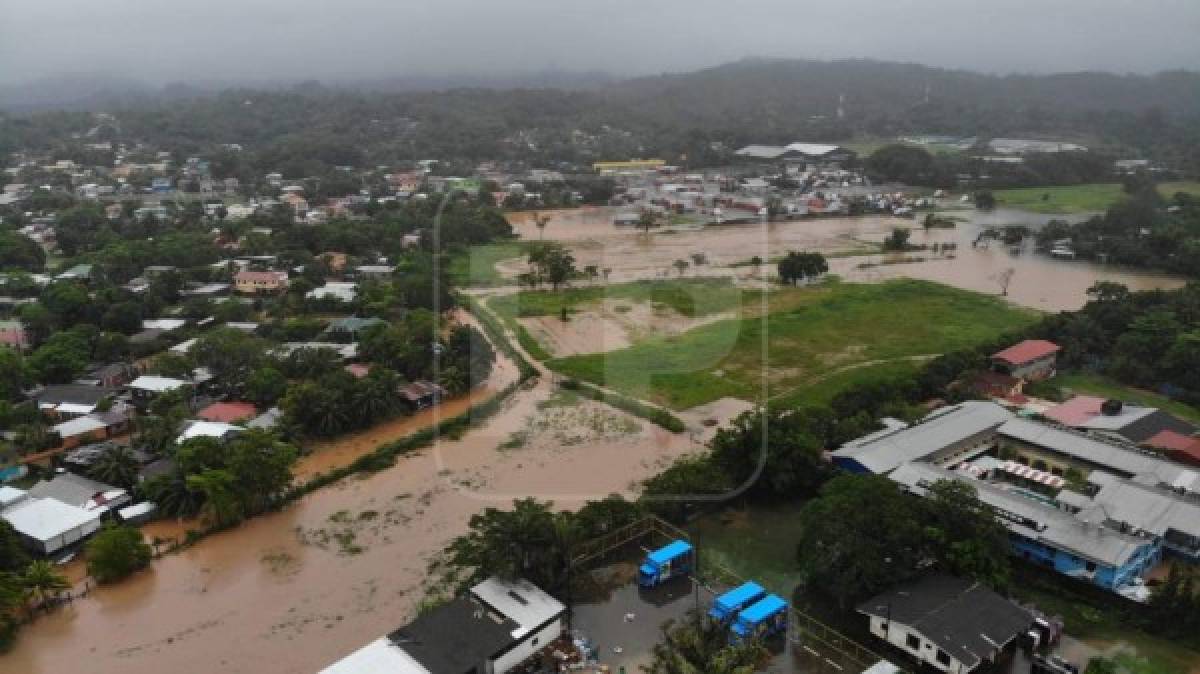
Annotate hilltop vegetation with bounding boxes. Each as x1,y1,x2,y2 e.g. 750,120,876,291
3,59,1200,175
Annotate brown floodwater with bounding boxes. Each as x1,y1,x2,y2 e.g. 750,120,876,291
505,206,1187,312
4,318,725,674
6,208,1187,673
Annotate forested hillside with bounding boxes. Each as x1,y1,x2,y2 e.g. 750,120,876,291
3,58,1199,173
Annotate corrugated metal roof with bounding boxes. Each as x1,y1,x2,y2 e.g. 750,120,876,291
833,402,1013,474
889,462,1152,568
992,339,1060,365
998,419,1193,491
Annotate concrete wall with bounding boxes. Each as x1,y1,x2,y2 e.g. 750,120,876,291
1008,532,1159,591
491,616,564,674
868,615,970,674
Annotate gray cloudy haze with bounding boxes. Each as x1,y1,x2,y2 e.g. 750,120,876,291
2,0,1200,86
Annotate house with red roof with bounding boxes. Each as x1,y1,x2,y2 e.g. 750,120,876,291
234,270,288,294
991,340,1060,381
1144,431,1200,466
0,320,29,351
196,401,258,424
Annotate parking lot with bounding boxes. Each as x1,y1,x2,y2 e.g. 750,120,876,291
568,544,876,674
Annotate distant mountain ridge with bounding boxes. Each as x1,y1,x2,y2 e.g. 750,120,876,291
3,58,1199,115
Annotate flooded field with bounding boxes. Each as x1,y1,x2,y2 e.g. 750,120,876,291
506,207,1186,312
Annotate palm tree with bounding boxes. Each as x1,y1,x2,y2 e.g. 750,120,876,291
355,370,401,423
141,471,205,518
0,571,24,619
645,609,767,674
186,469,244,528
89,445,140,489
22,560,68,609
135,414,180,453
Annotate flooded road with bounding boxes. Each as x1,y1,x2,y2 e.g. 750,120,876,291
506,207,1187,312
5,312,730,674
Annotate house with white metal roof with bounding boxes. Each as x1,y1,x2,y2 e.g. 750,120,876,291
1,495,102,555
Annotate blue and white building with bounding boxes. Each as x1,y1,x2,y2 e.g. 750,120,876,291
832,401,1200,598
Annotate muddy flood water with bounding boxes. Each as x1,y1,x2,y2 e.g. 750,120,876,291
5,322,741,673
4,208,1189,673
507,207,1186,312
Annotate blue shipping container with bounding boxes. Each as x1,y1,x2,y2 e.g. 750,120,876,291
709,581,766,622
638,540,693,587
732,594,788,640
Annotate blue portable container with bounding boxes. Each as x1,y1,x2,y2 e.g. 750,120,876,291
709,581,766,622
731,594,788,640
637,540,694,587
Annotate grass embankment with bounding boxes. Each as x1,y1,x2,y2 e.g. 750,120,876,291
559,379,685,433
545,279,1038,410
992,181,1200,215
1035,372,1200,424
460,294,539,381
446,241,529,287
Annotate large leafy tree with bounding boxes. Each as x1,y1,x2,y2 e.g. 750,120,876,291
190,328,269,394
0,350,26,402
85,525,152,583
645,609,767,674
710,407,830,500
186,469,244,528
27,330,90,384
0,521,30,573
920,480,1012,589
796,474,925,607
441,498,570,591
527,242,576,291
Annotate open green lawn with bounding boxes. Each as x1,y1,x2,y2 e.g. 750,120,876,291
488,277,743,320
1159,181,1200,198
446,241,529,287
1047,372,1200,424
993,182,1200,215
771,359,924,409
544,278,1038,410
994,183,1127,214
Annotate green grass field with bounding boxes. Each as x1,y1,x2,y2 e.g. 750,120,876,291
446,241,529,287
543,278,1038,410
993,183,1127,214
1048,372,1200,424
487,277,743,320
771,359,924,409
993,181,1200,214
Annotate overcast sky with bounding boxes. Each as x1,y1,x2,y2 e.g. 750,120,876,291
2,0,1199,86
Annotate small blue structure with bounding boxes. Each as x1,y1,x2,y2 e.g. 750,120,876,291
732,594,788,641
638,540,693,587
709,581,766,623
